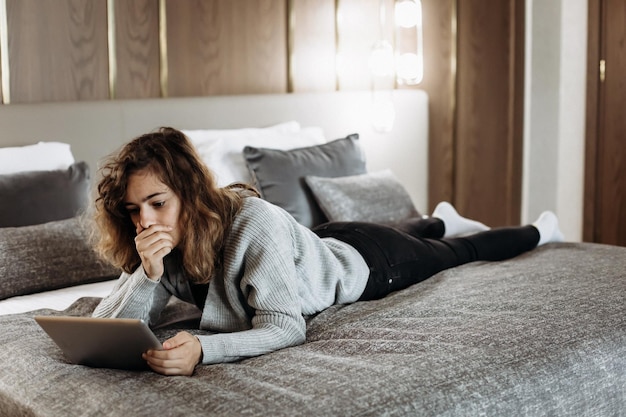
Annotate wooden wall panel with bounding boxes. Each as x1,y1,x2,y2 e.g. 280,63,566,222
114,0,160,99
166,0,287,96
584,0,601,242
420,0,456,214
594,0,626,245
454,0,523,226
6,0,109,103
289,0,336,92
510,0,525,225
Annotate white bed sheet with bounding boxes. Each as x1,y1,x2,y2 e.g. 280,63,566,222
0,280,116,316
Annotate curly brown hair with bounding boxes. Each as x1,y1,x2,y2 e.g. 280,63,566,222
93,127,258,284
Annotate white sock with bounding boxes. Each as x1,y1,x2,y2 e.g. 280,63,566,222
432,201,491,237
533,211,564,246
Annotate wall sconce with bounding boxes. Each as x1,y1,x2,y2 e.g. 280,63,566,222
394,0,423,85
370,40,396,133
368,0,424,133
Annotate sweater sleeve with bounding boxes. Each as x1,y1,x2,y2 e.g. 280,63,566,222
198,209,307,364
91,266,172,326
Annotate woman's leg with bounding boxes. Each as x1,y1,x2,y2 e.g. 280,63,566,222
431,201,491,237
393,216,445,239
393,201,490,239
314,221,541,301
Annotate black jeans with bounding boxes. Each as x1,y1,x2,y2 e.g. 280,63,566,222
313,217,540,301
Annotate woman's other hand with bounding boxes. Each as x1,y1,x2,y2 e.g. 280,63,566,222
143,331,203,376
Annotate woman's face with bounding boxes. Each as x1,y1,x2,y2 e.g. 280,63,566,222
124,169,182,247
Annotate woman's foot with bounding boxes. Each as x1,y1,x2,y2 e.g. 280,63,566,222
432,202,491,237
533,211,564,245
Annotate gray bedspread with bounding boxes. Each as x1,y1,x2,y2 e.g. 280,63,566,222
0,242,624,416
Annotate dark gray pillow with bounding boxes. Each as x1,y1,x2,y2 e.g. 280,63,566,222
243,134,366,228
0,162,90,227
305,169,421,224
0,217,119,300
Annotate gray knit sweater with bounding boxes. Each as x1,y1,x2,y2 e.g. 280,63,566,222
92,197,369,364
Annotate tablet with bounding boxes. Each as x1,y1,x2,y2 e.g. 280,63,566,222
35,315,162,370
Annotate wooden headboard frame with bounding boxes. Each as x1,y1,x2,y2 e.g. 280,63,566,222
0,90,429,212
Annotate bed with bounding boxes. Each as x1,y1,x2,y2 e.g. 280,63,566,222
0,90,624,416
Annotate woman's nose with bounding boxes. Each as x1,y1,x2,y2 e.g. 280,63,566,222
138,210,156,229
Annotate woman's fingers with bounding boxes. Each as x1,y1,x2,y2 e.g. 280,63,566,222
135,224,175,279
136,228,174,255
143,331,202,376
135,224,173,243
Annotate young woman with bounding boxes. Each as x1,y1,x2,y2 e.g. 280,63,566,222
92,127,563,376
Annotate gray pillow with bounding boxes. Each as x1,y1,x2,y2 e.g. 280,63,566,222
0,162,90,227
243,134,366,228
305,169,421,224
0,217,119,300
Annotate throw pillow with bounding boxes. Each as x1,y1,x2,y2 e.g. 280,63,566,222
0,217,120,300
243,134,366,228
0,162,91,227
0,141,75,175
183,121,301,147
183,121,326,187
305,169,420,224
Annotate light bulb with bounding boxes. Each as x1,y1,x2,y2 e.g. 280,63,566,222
395,0,421,28
396,52,423,84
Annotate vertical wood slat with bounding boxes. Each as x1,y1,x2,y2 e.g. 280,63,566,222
107,0,116,99
454,0,523,227
507,0,524,226
0,0,6,103
455,0,503,224
584,0,601,242
289,0,336,92
114,0,160,99
166,0,287,97
595,0,626,245
7,0,109,103
421,0,456,213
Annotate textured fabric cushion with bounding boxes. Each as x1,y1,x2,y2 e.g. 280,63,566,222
243,134,366,228
0,217,119,300
305,169,420,224
0,162,90,227
0,141,75,175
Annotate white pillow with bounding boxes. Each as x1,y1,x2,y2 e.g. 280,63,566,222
185,124,326,186
0,142,75,175
183,121,301,147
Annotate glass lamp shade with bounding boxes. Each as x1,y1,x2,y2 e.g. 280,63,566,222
394,0,423,85
395,0,421,28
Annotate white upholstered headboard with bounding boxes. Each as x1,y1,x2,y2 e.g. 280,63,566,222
0,90,429,212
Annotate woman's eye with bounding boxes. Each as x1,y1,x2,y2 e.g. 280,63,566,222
153,201,165,208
